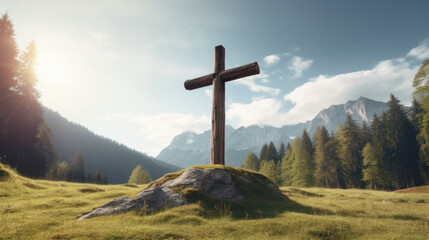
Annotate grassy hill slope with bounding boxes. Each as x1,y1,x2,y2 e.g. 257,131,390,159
1,163,428,239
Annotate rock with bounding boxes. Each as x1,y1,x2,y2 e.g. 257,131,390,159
78,166,284,220
78,187,187,220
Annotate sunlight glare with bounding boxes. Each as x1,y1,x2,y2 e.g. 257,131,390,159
36,52,69,88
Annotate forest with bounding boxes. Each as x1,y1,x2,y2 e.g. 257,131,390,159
242,66,429,190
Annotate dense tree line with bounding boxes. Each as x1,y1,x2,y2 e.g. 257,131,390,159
0,13,57,177
46,152,109,184
242,69,429,190
43,107,180,183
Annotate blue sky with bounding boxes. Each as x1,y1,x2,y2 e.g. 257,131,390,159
3,0,429,156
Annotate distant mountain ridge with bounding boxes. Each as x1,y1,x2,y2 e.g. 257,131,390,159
43,108,180,184
157,97,391,168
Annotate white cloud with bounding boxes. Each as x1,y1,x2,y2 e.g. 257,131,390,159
226,98,285,127
283,59,417,123
407,39,429,60
233,73,280,96
288,56,313,78
226,51,419,128
263,54,280,66
115,112,210,150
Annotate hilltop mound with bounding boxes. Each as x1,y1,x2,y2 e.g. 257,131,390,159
78,165,288,220
395,185,429,194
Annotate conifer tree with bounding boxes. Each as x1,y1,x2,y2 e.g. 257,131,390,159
314,126,330,187
411,99,429,184
267,141,279,163
386,94,420,189
259,144,268,161
281,143,293,186
339,113,363,188
278,142,286,162
362,143,383,190
86,170,93,183
70,152,86,182
128,164,152,184
411,60,429,184
0,14,19,163
370,114,389,188
302,129,313,157
289,137,314,187
325,136,343,188
412,58,429,103
103,175,109,185
241,152,259,171
95,169,102,184
56,161,69,181
361,121,372,146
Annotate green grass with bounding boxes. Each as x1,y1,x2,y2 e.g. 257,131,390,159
0,163,428,239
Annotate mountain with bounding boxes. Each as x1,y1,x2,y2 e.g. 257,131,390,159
157,97,390,168
43,108,180,184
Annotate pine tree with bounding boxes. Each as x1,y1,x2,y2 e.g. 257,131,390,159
56,161,69,181
241,152,259,171
278,142,286,162
0,14,19,164
46,158,59,180
103,175,109,185
12,41,44,176
86,170,93,183
339,113,363,188
411,99,429,184
33,122,57,176
370,114,389,189
280,143,293,186
412,58,429,103
128,165,152,184
362,143,383,190
411,60,429,185
267,141,279,163
325,136,343,188
386,94,420,189
314,126,330,187
70,152,86,182
361,121,371,146
95,169,102,184
289,137,314,187
259,144,268,161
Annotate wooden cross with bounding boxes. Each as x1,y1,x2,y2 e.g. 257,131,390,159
184,45,260,165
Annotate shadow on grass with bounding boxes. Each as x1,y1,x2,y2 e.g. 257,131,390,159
179,188,332,220
281,188,325,197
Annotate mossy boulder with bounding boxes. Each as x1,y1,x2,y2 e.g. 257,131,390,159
78,165,288,220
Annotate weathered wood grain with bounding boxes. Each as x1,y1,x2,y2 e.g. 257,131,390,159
184,62,259,90
211,45,225,165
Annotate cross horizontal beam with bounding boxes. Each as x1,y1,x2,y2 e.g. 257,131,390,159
184,62,260,90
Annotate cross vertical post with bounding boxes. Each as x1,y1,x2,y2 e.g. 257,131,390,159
211,46,225,165
184,45,259,165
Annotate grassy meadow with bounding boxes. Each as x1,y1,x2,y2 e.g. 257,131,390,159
0,164,428,240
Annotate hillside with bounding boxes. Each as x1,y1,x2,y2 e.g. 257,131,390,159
1,163,428,239
158,97,390,168
43,107,180,184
